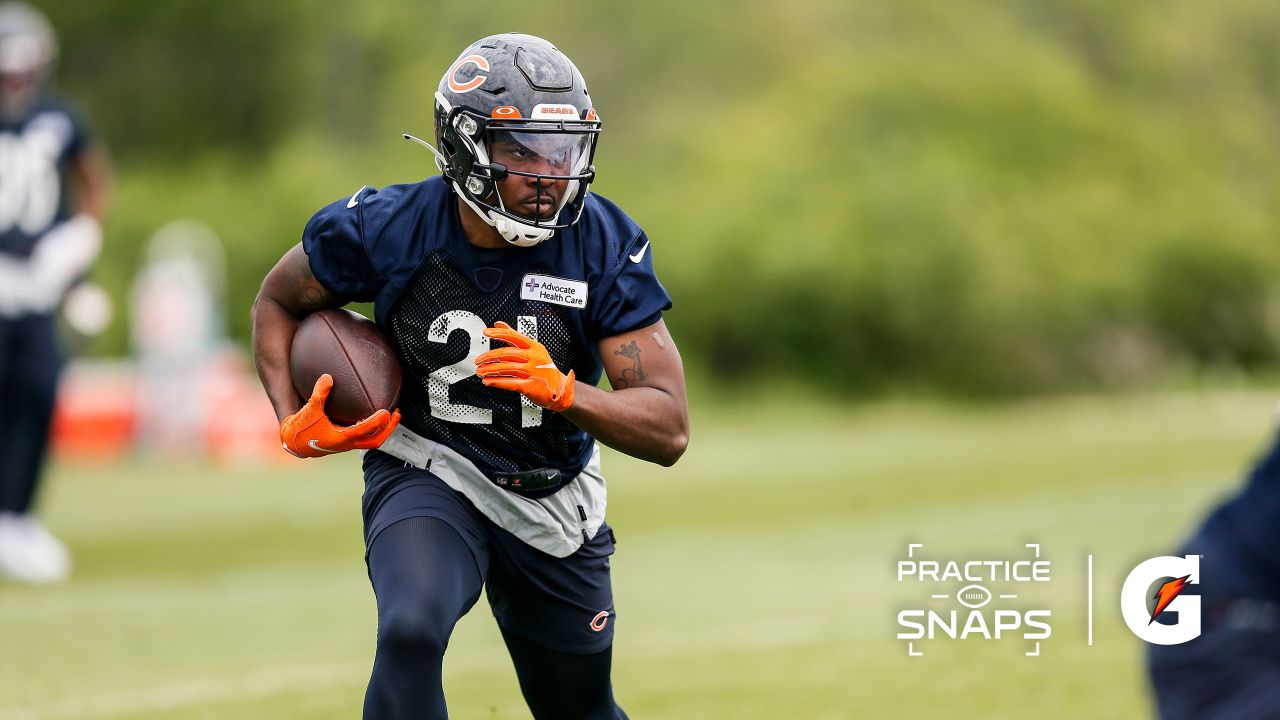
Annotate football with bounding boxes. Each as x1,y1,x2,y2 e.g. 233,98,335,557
289,309,402,426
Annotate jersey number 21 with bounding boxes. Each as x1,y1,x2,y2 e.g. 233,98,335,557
426,310,542,428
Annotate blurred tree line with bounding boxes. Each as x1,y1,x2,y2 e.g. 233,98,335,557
38,0,1280,396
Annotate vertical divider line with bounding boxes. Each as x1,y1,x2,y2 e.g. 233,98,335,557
1088,554,1094,646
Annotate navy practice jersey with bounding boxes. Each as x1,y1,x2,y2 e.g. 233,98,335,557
303,176,671,482
1185,432,1280,599
0,95,91,257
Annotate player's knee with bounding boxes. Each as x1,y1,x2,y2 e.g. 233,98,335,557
376,602,451,658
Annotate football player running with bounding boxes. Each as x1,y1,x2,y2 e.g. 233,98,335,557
252,33,688,719
0,2,110,584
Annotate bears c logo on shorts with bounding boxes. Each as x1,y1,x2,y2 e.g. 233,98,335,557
590,610,610,632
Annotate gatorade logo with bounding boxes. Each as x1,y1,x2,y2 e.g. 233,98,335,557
1120,555,1201,645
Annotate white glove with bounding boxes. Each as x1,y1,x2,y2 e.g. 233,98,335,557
0,214,101,316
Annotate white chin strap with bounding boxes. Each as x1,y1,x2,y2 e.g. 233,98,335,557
490,211,557,247
452,184,557,247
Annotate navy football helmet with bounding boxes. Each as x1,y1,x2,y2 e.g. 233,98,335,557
0,2,54,124
413,33,600,247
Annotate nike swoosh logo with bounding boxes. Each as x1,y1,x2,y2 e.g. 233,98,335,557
308,440,342,454
628,241,650,263
346,186,367,208
535,363,557,370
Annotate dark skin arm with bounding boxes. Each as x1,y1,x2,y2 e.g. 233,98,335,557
251,243,348,422
72,144,111,220
561,318,690,467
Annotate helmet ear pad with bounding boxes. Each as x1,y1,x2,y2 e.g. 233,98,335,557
437,106,501,205
434,106,473,184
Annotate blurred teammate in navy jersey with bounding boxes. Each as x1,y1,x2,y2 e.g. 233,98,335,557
252,33,688,719
1148,423,1280,719
0,2,110,584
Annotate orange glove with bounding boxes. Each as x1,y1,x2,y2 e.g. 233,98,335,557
279,374,401,458
476,321,575,413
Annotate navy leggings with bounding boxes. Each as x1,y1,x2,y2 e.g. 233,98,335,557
363,517,628,719
0,314,62,514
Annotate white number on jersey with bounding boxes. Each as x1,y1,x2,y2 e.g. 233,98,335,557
426,310,543,428
0,128,62,236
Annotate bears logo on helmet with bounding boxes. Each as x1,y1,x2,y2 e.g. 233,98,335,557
446,54,489,94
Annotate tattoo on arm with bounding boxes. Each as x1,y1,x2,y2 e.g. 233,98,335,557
614,340,645,389
290,254,336,311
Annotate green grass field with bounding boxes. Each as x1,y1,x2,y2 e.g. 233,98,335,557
2,389,1277,719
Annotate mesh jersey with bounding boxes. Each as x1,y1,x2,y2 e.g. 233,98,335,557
0,95,91,257
302,176,671,481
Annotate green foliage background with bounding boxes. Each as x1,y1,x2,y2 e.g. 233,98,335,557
39,0,1280,396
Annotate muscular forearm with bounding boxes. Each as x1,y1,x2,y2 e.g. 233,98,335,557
561,383,689,466
251,293,305,422
253,243,348,422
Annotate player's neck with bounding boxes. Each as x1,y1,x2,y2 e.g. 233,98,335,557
457,198,513,250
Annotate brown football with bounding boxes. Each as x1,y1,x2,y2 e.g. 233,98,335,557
290,309,402,425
